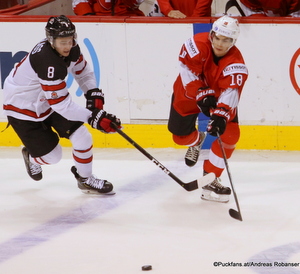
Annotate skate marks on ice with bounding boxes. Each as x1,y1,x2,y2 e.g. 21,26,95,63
249,242,300,274
0,158,164,264
0,148,207,266
1,148,300,273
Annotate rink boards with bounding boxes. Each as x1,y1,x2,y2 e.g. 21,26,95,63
0,17,300,150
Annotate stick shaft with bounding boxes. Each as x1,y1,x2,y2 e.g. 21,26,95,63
217,133,243,221
113,124,197,191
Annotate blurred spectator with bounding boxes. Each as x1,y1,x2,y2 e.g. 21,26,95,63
147,0,164,16
156,0,213,18
0,0,19,9
227,0,300,17
72,0,145,16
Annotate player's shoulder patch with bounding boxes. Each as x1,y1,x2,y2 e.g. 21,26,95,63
223,63,248,76
184,37,199,58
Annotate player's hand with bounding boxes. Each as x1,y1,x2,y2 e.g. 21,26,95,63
85,88,104,111
196,87,217,117
88,109,121,133
168,10,186,19
207,108,230,136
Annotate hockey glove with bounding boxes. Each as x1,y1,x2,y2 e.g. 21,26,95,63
196,87,217,117
85,88,105,111
207,108,230,136
88,109,121,133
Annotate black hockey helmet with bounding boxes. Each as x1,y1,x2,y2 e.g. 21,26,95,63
45,15,77,46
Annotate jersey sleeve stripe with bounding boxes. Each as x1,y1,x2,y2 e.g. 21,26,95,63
75,54,84,65
75,60,87,75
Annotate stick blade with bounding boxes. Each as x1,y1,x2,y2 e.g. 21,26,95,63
183,173,216,191
229,208,243,221
197,172,215,188
183,180,199,191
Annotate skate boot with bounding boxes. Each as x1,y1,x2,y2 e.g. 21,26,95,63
71,166,114,195
201,176,231,203
185,131,206,167
22,147,42,181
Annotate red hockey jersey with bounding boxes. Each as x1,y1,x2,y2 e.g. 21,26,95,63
157,0,212,17
72,0,144,16
240,0,300,16
173,32,248,120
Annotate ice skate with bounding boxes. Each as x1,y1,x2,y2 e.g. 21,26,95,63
201,177,231,203
22,147,42,181
185,131,206,167
71,166,115,195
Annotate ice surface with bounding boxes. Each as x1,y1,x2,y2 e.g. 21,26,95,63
1,147,300,274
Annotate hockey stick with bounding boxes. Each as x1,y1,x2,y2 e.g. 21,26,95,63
217,132,243,221
111,123,215,191
225,0,246,16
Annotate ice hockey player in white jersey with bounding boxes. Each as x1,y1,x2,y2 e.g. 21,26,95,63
3,15,121,194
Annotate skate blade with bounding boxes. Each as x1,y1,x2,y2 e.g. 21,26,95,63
201,189,229,203
80,189,116,195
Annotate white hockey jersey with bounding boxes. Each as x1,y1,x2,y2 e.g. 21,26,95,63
3,39,96,122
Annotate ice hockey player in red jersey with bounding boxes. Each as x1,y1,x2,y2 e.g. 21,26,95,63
157,0,213,18
168,15,248,203
3,15,121,195
72,0,145,16
239,0,300,17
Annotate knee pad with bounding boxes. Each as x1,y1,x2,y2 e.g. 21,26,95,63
69,125,92,149
173,130,199,146
33,143,62,165
222,122,240,145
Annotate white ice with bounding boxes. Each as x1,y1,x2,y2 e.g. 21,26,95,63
1,147,300,274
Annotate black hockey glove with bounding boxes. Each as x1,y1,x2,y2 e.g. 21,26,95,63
85,88,105,111
196,87,217,117
207,108,230,136
88,109,121,133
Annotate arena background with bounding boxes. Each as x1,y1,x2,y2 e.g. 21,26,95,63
1,1,300,151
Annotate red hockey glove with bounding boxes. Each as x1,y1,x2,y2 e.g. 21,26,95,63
207,108,230,136
85,88,104,111
88,109,121,133
196,87,217,117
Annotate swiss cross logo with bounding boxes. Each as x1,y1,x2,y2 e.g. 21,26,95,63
290,48,300,95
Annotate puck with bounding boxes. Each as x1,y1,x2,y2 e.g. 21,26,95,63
142,265,152,271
